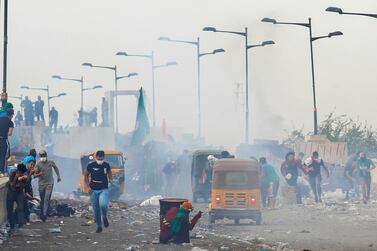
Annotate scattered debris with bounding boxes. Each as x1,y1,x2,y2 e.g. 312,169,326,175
140,195,163,206
48,227,62,234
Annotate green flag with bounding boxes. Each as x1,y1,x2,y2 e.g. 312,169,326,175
131,88,150,145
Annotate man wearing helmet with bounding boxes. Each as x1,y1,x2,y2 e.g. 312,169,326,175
357,152,376,204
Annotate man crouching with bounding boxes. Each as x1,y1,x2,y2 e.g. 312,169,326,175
160,201,202,244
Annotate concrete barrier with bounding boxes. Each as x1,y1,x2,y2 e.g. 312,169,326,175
0,177,8,224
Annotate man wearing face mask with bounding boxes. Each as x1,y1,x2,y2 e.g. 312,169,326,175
84,150,112,233
34,150,61,221
357,152,376,204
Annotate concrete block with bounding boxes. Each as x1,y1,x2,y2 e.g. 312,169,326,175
0,178,8,224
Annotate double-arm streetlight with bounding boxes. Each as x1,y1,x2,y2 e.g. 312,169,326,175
51,75,102,126
116,51,177,127
203,26,274,143
81,63,120,132
2,0,9,104
326,7,377,19
261,18,343,135
81,63,137,132
20,85,66,122
158,36,225,138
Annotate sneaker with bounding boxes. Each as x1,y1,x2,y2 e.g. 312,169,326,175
40,216,47,222
103,217,109,228
96,227,103,233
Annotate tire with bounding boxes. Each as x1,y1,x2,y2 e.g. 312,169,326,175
234,218,240,224
255,214,262,225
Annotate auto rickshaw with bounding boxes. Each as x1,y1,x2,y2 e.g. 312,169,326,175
208,158,262,225
78,150,126,200
191,150,224,202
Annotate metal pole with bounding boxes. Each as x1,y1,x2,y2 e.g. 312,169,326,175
47,86,50,125
80,77,84,113
2,0,8,103
115,65,119,133
151,51,156,127
245,27,249,144
308,18,318,135
197,37,201,138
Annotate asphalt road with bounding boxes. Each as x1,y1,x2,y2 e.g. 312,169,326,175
195,192,377,251
2,192,377,251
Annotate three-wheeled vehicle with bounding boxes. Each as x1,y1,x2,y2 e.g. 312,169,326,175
191,150,223,202
208,159,262,225
78,150,126,200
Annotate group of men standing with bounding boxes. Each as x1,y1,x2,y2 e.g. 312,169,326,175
20,96,45,126
17,96,59,130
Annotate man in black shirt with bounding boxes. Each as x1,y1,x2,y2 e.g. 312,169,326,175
34,96,45,121
0,108,14,175
49,107,58,132
305,152,330,203
84,150,112,233
21,97,34,126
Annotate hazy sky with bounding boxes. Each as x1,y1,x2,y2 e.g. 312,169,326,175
4,0,377,148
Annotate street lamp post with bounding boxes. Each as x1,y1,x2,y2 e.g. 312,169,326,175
203,26,274,143
158,36,225,138
82,63,120,132
20,85,66,122
51,75,103,127
116,51,177,127
261,17,343,135
52,75,84,113
2,0,9,104
326,7,377,19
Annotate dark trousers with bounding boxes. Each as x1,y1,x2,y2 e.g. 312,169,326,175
6,189,24,230
36,111,44,121
360,174,371,201
286,177,302,204
24,112,34,126
49,120,57,131
309,175,322,202
39,184,53,219
0,138,9,174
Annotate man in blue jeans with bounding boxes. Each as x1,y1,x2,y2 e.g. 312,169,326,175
84,150,112,233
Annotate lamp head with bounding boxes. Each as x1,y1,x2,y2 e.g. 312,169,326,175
166,61,177,66
326,7,343,14
51,75,62,80
116,51,128,56
82,62,93,67
213,48,225,54
261,18,277,24
203,27,217,32
262,40,275,46
328,31,343,37
158,37,171,41
128,72,138,77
